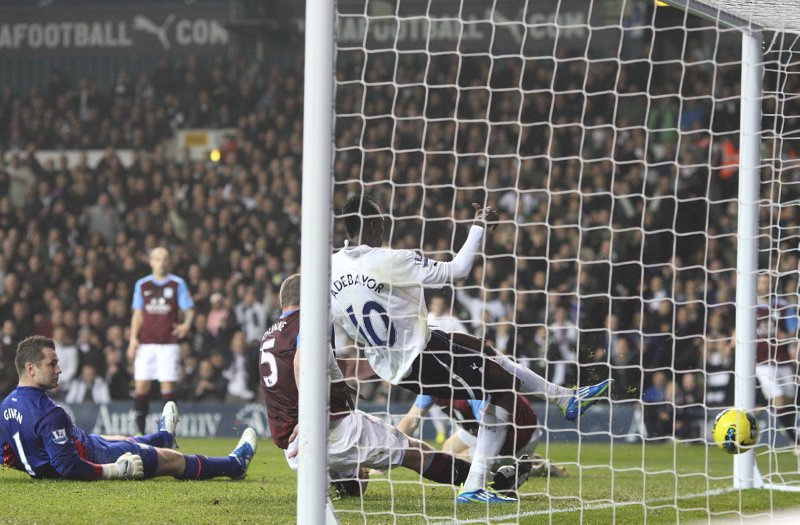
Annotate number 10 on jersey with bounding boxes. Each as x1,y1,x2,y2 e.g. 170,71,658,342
346,301,396,347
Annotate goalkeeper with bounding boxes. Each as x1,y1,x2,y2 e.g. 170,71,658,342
1,336,256,481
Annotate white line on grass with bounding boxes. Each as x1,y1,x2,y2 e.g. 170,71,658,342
431,487,735,524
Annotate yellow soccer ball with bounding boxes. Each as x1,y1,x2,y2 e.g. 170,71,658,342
712,408,759,454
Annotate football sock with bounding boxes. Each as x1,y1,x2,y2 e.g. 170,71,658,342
134,395,149,435
494,354,572,408
180,455,242,480
131,430,173,448
161,391,177,402
463,402,510,491
421,452,471,486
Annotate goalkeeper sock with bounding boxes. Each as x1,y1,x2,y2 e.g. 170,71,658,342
180,455,241,480
131,430,173,448
421,452,471,486
134,395,149,435
494,354,572,408
463,402,510,491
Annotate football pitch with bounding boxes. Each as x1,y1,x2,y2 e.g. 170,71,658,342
3,438,800,524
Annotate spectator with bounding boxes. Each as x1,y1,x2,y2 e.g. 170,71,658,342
65,363,111,404
84,192,122,246
103,343,131,400
427,295,468,334
0,320,17,396
235,286,267,347
53,325,79,396
676,373,704,439
206,292,233,340
645,380,678,442
222,331,255,402
190,312,218,358
192,359,226,401
7,155,36,209
548,307,578,387
704,338,734,407
609,337,641,399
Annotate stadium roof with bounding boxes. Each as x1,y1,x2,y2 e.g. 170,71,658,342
663,0,800,34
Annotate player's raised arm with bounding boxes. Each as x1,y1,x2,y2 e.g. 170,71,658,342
390,203,497,286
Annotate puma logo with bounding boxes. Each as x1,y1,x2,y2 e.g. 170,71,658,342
133,14,176,50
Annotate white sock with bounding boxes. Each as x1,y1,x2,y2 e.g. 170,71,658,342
494,354,572,408
463,403,510,491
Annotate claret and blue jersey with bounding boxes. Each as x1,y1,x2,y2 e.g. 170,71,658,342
1,386,158,480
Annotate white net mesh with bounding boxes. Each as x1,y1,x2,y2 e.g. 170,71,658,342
328,0,800,521
665,0,800,33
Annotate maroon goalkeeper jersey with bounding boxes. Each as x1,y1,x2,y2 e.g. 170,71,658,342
259,310,350,449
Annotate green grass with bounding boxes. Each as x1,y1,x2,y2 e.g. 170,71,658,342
2,438,800,524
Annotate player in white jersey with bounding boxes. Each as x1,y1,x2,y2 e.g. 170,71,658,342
330,194,612,504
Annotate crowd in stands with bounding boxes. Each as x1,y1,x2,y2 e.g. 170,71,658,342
1,24,799,446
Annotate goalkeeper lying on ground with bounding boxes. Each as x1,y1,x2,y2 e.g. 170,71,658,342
1,335,256,481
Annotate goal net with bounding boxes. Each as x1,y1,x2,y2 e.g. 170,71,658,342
323,0,800,521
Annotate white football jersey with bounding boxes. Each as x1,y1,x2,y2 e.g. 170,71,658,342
330,245,455,384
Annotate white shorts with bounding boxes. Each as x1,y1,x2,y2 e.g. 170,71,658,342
284,411,409,473
134,344,181,382
455,426,543,467
756,363,796,400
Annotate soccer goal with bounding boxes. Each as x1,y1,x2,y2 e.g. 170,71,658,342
299,0,800,522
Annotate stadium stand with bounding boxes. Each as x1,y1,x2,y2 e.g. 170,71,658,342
0,50,797,424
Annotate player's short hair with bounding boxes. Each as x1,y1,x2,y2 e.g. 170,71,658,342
280,274,301,309
342,195,381,239
15,336,55,376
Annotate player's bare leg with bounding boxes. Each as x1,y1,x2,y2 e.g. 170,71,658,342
450,332,612,421
442,433,472,461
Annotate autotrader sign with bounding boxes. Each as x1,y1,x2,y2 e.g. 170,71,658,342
0,1,229,57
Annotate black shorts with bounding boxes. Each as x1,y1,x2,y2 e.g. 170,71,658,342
399,330,515,400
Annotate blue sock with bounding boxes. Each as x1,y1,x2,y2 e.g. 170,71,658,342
131,430,173,448
180,455,243,480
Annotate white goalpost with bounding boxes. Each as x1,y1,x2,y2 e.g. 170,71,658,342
298,0,335,523
662,0,800,492
299,0,800,521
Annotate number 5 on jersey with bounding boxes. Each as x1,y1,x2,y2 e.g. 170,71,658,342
260,338,278,388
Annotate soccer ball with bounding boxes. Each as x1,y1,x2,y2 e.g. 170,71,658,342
712,408,759,454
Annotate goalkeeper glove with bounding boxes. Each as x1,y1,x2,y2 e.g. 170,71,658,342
102,452,144,480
